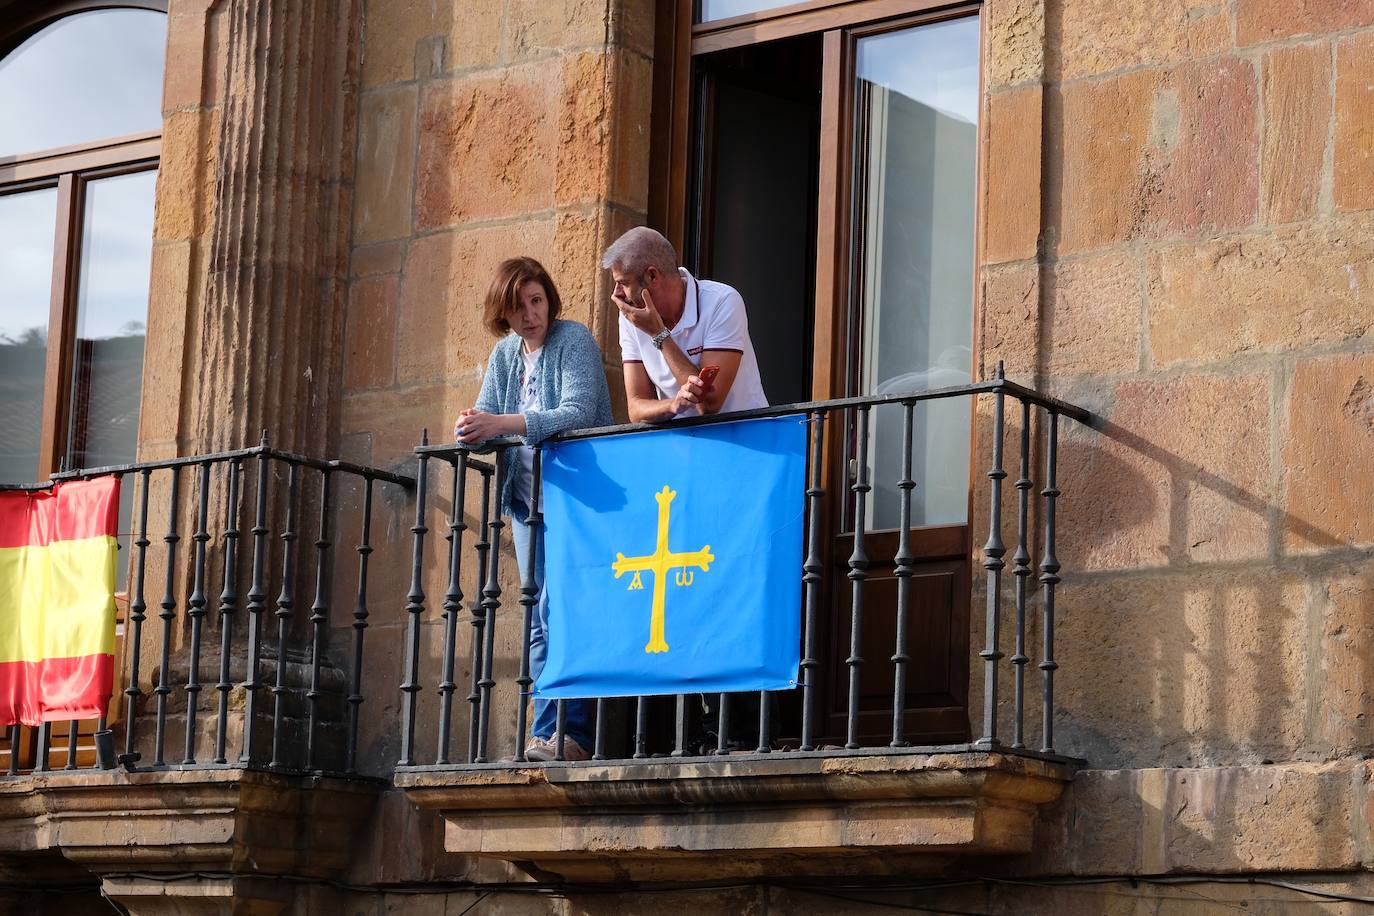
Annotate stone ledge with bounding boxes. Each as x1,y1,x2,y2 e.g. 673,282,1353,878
396,751,1077,881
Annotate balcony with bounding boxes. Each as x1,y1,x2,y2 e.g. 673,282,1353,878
0,373,1093,892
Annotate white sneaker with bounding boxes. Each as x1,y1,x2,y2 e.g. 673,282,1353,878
525,735,590,761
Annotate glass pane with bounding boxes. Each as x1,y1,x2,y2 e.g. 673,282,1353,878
0,187,58,483
68,169,156,585
0,10,167,158
699,0,797,23
851,16,980,530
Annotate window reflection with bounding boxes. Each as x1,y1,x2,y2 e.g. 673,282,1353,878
851,16,980,530
0,187,58,482
0,10,166,158
698,0,797,23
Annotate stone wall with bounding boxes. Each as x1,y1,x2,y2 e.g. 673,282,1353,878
976,0,1374,773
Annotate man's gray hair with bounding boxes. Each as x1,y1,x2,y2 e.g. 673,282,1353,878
601,226,679,277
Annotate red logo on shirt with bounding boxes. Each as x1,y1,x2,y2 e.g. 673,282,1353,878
687,346,703,357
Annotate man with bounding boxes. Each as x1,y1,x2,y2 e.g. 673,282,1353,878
602,227,770,754
603,227,768,420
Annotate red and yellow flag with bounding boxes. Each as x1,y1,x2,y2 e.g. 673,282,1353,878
0,477,119,727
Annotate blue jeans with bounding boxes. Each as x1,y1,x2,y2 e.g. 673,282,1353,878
510,499,595,749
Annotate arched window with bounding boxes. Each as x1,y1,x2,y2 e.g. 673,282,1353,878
0,3,167,484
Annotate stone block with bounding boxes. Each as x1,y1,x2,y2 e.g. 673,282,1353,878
557,52,612,208
1053,571,1308,768
1238,0,1374,46
985,0,1044,89
983,85,1042,265
1261,42,1332,224
1282,352,1374,550
351,240,407,278
416,69,557,229
612,0,657,59
1335,32,1374,213
163,8,211,111
1044,251,1141,376
503,0,608,60
341,384,448,470
1058,372,1272,571
362,0,453,87
608,51,654,213
1147,217,1374,367
1055,69,1157,254
353,85,418,245
1320,569,1374,752
1052,0,1229,82
141,241,192,445
153,108,219,243
1150,56,1260,237
345,275,400,391
979,261,1040,382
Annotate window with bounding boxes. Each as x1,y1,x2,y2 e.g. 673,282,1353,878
0,4,166,484
653,0,982,745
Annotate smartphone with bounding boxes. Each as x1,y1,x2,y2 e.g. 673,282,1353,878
698,364,720,390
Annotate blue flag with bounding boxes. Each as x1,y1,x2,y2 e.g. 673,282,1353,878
535,415,807,699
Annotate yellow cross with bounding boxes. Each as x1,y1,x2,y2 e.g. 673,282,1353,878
612,485,714,653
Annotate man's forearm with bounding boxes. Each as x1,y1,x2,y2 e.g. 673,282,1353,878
627,395,677,423
659,337,700,388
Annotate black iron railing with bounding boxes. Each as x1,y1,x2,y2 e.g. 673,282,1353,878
0,438,412,777
397,368,1093,768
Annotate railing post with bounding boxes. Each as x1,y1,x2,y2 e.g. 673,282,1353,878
153,466,181,767
1040,411,1062,754
269,461,300,769
182,461,212,764
438,455,469,766
978,368,1008,748
475,457,506,764
123,467,152,763
891,401,916,747
466,470,493,763
214,458,242,764
514,450,542,761
799,409,826,752
1011,399,1033,749
240,435,270,765
344,475,375,775
845,405,872,750
633,697,647,759
305,468,333,771
399,431,430,767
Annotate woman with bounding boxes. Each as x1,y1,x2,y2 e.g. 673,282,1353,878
454,256,612,762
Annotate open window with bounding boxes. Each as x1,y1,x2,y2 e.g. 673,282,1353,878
653,0,982,746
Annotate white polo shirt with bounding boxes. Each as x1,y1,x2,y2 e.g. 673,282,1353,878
619,268,768,414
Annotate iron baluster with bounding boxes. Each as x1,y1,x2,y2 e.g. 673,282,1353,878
475,457,506,763
633,696,647,759
399,432,430,767
1040,411,1062,754
514,450,542,761
756,690,771,754
65,719,78,770
846,405,872,749
466,470,493,763
716,693,730,755
153,466,181,767
124,467,152,761
593,698,608,760
344,475,375,775
240,438,271,765
978,369,1008,748
269,461,300,769
1011,400,1033,749
799,409,826,752
214,459,243,764
306,469,333,770
671,694,687,757
6,726,17,776
891,401,916,747
183,461,212,764
437,455,469,765
36,723,50,772
554,700,567,760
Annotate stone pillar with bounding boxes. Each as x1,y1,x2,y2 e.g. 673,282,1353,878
187,0,362,457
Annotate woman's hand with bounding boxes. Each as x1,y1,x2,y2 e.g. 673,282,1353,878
453,409,524,444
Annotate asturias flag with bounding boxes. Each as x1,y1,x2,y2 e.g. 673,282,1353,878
537,415,806,699
0,477,120,726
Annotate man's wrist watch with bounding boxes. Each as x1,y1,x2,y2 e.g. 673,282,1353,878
650,328,671,350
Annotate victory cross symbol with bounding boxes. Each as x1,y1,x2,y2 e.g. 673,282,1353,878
612,485,714,653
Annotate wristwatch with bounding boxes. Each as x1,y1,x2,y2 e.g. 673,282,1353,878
650,328,671,350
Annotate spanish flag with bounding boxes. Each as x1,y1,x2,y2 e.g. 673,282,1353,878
0,477,119,727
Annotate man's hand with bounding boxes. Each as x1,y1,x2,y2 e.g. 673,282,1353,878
668,375,707,416
453,408,520,444
614,287,666,338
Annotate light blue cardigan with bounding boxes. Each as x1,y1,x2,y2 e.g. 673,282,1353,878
471,319,614,517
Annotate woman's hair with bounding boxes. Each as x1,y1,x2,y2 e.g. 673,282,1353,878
482,257,562,338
